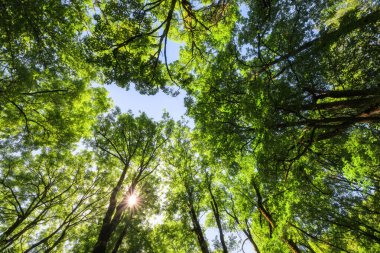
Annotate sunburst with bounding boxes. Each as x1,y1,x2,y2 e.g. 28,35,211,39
125,190,140,210
127,192,139,207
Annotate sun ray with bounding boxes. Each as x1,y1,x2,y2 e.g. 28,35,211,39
126,191,140,209
127,193,138,207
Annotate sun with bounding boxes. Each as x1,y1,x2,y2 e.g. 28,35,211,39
127,192,139,208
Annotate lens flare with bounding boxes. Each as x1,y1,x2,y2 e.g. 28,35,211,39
127,192,139,208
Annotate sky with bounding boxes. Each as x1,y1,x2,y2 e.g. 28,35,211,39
104,40,189,123
105,84,187,121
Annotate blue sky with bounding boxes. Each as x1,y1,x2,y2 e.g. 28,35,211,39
105,84,187,121
104,40,188,122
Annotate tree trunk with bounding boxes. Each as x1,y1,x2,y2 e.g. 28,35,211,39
208,183,228,253
243,221,260,253
252,179,302,253
224,207,260,253
279,115,380,128
283,238,302,253
111,215,131,253
251,180,276,230
189,203,210,253
301,96,380,111
93,165,129,253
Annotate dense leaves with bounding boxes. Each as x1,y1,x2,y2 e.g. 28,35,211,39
0,0,110,146
0,148,107,252
0,0,379,252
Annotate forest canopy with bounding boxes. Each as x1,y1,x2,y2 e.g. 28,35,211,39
0,0,379,252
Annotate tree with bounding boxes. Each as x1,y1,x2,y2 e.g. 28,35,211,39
205,172,229,253
163,124,211,253
85,0,238,94
1,1,379,252
90,109,173,252
0,0,110,146
0,147,107,252
187,1,380,148
183,3,380,251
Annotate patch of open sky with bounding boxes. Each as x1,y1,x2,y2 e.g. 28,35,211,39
239,2,249,18
104,39,193,125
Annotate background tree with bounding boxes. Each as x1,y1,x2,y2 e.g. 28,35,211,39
85,0,238,94
184,3,380,250
0,0,110,145
163,124,211,253
90,109,173,253
0,146,107,252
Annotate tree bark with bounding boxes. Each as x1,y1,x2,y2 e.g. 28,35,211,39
314,88,380,100
188,201,210,253
243,220,261,253
279,115,380,128
251,179,302,253
251,180,276,230
111,215,131,253
207,182,228,253
224,207,260,253
301,96,380,111
92,165,129,253
284,238,302,253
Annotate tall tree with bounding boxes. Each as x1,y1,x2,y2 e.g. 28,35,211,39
90,109,172,252
187,0,380,148
0,147,106,252
163,125,211,253
0,0,110,145
85,0,238,94
1,1,379,252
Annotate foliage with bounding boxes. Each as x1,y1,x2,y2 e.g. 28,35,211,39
0,0,110,146
89,109,173,252
0,147,108,252
0,0,379,252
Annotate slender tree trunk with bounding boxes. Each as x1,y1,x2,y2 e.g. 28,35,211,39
207,183,228,253
242,221,260,253
301,96,380,111
314,88,380,100
279,114,380,128
251,179,302,253
24,221,70,253
251,180,276,230
93,224,113,253
188,202,210,253
1,208,48,251
111,214,132,253
44,227,68,253
93,165,129,253
224,208,261,253
316,108,380,140
283,238,302,253
1,217,25,242
290,223,349,252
